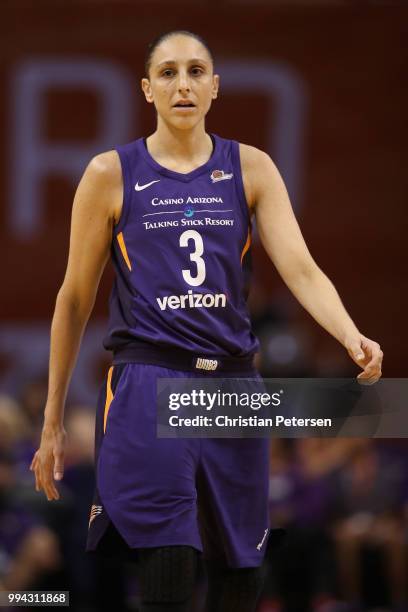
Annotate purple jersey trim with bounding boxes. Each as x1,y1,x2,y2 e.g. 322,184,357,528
138,133,219,182
231,140,252,227
112,147,133,235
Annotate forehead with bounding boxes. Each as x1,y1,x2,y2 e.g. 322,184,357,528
151,35,211,67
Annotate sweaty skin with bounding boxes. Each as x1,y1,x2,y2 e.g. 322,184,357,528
30,33,382,501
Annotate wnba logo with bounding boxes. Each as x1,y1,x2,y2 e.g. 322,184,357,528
195,357,218,371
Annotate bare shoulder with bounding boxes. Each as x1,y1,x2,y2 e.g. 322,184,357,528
82,150,123,225
238,142,270,166
238,143,278,213
239,142,278,179
87,149,121,180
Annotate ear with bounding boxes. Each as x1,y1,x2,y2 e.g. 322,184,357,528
212,74,220,100
141,77,154,103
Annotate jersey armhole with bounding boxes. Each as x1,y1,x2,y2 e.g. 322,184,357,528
112,146,132,235
231,140,252,227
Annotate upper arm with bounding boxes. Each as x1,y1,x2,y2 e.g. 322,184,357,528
240,144,318,284
58,150,122,311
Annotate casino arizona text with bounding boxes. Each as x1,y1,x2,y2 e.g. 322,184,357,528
151,196,223,206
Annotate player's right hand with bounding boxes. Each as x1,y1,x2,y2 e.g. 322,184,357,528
30,424,67,501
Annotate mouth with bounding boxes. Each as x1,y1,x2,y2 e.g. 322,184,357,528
173,101,196,110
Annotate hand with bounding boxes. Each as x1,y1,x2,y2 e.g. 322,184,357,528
30,423,67,501
345,334,383,384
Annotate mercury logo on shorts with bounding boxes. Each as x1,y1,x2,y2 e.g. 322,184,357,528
88,504,103,528
156,290,227,311
195,357,219,371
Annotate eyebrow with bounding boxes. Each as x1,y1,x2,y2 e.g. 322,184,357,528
156,58,209,68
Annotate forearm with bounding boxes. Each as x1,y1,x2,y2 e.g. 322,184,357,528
44,291,91,427
286,265,360,347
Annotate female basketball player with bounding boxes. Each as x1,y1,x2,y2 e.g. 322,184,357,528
30,31,383,612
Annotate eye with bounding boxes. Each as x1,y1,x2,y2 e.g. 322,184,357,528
161,69,174,77
191,66,204,76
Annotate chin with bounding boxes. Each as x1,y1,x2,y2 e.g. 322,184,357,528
168,116,203,130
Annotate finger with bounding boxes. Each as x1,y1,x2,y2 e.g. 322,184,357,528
357,371,381,385
361,340,383,368
29,451,38,471
49,477,60,499
357,377,380,386
358,363,382,379
39,463,58,501
358,366,377,377
38,470,51,500
348,343,365,363
44,474,59,501
43,479,58,501
35,468,51,498
53,451,64,481
363,354,382,372
34,467,41,492
46,486,59,501
358,370,381,382
32,451,59,501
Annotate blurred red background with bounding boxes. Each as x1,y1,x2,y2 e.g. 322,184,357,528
2,1,406,404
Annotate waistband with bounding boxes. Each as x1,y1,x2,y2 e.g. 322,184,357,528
112,341,257,375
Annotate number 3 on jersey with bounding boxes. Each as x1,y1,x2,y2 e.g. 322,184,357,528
179,230,206,287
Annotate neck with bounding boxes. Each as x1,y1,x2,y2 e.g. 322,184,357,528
146,119,212,162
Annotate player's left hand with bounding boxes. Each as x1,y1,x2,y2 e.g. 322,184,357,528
345,334,383,384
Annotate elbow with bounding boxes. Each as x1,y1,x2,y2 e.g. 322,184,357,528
285,258,322,290
55,285,94,320
56,285,80,310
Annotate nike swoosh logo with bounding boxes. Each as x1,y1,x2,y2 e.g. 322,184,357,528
135,179,161,191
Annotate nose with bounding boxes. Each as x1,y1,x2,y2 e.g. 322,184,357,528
177,69,190,93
